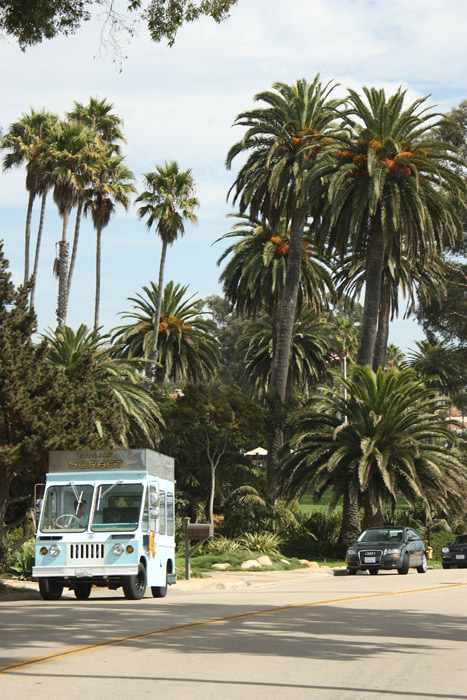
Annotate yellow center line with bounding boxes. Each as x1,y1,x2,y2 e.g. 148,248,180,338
1,582,465,674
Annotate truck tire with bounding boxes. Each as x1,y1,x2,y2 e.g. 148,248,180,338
39,577,64,600
151,571,168,598
122,562,147,600
74,582,92,599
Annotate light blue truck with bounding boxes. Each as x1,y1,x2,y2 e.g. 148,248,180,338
32,449,176,600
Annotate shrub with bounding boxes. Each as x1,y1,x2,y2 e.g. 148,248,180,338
206,536,243,553
237,531,283,555
10,539,35,579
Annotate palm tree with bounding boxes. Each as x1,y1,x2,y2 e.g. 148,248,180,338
217,213,333,320
45,120,104,327
84,151,136,329
405,340,464,398
226,77,340,501
315,86,466,368
43,324,163,447
66,97,125,299
236,309,329,401
135,161,199,378
2,108,58,289
282,365,467,542
111,281,220,383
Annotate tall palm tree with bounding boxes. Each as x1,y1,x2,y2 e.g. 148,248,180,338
135,161,199,378
282,365,467,542
43,324,163,447
2,108,58,287
45,120,104,327
405,340,464,398
315,87,466,368
66,97,125,299
111,281,220,383
226,77,340,501
84,151,136,329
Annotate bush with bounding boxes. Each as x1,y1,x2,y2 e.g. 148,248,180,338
237,531,283,555
0,538,13,574
206,536,243,553
10,539,35,579
428,531,457,560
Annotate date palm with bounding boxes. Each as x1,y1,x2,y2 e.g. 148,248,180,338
111,281,220,383
135,161,199,378
282,365,467,541
315,86,466,368
43,324,163,447
226,77,340,501
236,310,329,401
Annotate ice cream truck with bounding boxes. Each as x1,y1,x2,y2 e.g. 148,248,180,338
32,449,176,600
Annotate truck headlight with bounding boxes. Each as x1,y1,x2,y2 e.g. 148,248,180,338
49,545,61,557
112,543,124,555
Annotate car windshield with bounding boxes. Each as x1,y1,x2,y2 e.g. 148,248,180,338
91,482,143,532
358,528,404,543
454,535,467,545
39,484,94,532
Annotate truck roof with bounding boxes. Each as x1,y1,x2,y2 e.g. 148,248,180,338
48,449,175,481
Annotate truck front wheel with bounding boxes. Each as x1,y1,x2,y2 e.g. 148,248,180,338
39,577,64,600
122,562,147,600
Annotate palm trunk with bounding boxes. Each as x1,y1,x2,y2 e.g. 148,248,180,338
24,190,35,284
356,221,385,367
266,209,306,504
94,224,102,330
146,240,167,379
67,199,83,303
339,488,361,544
372,286,390,371
56,208,71,328
29,191,47,309
362,491,384,529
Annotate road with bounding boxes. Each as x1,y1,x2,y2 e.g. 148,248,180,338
1,567,466,700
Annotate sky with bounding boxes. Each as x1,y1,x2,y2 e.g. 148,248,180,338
1,0,467,352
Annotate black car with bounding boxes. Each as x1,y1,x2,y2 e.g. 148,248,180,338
346,526,427,575
441,533,467,568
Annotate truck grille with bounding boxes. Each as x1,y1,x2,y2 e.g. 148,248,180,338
69,543,105,561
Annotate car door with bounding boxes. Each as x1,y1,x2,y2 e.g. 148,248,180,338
407,528,423,565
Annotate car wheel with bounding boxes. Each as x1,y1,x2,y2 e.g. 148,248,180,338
416,554,427,574
122,562,147,600
369,569,379,575
39,577,64,600
347,569,357,575
398,554,410,575
442,563,451,569
74,582,92,599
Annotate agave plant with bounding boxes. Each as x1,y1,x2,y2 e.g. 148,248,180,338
237,531,283,556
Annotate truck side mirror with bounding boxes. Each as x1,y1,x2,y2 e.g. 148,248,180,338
150,507,159,519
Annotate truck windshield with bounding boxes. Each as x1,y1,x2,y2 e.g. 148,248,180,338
91,482,143,532
39,484,94,532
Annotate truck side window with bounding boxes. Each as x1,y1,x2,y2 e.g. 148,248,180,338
149,485,158,531
142,489,149,532
167,493,174,536
159,490,166,535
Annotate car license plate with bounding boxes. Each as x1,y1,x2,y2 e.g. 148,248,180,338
364,557,376,563
75,569,93,577
455,554,465,559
